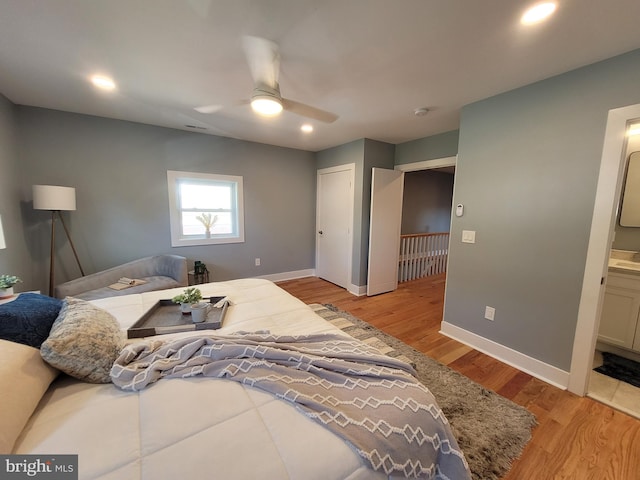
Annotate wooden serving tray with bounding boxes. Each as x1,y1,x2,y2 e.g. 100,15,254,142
127,296,228,339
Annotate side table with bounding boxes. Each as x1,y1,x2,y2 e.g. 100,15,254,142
188,270,210,285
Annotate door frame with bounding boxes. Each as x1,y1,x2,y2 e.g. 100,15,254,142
395,156,457,274
394,156,457,173
569,103,640,395
315,163,355,291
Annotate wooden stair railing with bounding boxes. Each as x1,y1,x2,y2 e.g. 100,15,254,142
398,232,449,282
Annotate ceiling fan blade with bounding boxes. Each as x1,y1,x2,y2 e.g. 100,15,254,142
242,35,280,88
193,104,224,114
282,98,338,123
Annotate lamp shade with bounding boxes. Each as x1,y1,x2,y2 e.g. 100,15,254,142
33,185,76,211
0,215,5,250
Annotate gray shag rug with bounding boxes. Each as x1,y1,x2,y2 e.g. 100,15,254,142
312,304,537,480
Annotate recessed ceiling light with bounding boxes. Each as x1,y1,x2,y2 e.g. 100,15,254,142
90,75,116,91
628,124,640,136
301,124,313,133
521,2,557,25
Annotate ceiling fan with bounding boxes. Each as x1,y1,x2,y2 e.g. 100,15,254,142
195,36,338,123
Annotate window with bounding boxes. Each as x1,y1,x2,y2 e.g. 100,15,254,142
167,170,244,246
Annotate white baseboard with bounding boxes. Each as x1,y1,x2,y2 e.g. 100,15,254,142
440,321,570,390
257,269,315,282
348,283,367,296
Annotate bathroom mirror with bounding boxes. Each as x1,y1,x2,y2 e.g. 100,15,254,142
620,151,640,226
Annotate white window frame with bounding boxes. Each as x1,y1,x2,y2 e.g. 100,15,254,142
167,170,245,247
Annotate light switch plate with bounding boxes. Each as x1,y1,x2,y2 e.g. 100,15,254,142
462,230,476,243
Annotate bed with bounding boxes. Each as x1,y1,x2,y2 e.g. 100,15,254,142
2,278,470,480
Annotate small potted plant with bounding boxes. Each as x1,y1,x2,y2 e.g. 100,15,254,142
172,287,203,314
195,213,218,238
0,274,22,299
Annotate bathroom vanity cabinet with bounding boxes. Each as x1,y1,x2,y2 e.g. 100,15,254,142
599,271,640,352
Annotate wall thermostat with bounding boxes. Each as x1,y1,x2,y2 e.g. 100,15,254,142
455,204,464,217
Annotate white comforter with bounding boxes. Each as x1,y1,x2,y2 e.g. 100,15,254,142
14,279,439,480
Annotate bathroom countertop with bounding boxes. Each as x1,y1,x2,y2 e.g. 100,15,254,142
608,249,640,276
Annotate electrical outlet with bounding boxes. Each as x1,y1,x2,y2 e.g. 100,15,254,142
484,306,495,321
255,258,261,266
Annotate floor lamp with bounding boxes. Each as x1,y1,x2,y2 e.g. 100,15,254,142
33,185,85,296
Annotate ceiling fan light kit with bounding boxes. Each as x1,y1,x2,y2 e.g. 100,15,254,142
250,83,283,116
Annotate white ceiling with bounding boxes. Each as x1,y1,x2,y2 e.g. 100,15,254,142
1,0,639,152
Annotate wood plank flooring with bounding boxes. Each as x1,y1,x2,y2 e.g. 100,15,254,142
277,274,640,480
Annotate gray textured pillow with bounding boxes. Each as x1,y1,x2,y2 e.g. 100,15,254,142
41,297,124,383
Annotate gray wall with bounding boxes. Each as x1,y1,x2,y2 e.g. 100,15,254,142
444,48,640,372
0,95,34,287
15,107,317,293
395,130,459,165
401,170,454,234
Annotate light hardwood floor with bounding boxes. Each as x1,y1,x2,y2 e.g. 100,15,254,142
277,274,640,480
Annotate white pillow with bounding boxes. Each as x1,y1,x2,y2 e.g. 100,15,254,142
41,297,124,383
0,339,59,454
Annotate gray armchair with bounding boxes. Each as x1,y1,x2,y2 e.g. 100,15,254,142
54,255,189,300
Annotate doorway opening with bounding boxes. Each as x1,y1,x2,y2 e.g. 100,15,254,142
396,157,456,286
570,103,640,403
587,117,640,418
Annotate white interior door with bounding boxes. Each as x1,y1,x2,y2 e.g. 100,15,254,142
367,168,404,296
316,164,354,289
